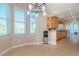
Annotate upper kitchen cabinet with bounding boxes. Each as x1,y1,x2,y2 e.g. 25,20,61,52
59,18,65,24
47,16,59,30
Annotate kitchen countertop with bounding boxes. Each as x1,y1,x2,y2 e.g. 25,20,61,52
56,29,66,32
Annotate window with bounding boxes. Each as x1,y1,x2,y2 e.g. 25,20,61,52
70,23,79,33
73,23,78,32
30,12,36,33
14,8,25,35
0,4,9,37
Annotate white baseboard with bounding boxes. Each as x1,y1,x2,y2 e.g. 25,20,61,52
0,42,43,56
48,41,56,45
0,42,56,56
11,42,43,49
0,47,13,56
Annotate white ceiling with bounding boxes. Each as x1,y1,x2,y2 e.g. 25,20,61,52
47,3,79,20
12,3,79,20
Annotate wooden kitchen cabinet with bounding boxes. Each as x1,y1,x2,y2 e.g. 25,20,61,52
57,31,62,40
59,18,64,24
47,16,59,30
56,30,67,41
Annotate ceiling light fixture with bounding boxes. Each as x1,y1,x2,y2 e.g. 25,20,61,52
27,3,47,16
43,12,46,16
28,4,32,10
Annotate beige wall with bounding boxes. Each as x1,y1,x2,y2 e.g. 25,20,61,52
36,15,47,43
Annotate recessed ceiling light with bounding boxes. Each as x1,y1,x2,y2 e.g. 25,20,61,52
72,16,75,18
68,8,71,11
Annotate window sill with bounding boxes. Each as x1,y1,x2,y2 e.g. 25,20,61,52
14,33,26,36
0,35,11,40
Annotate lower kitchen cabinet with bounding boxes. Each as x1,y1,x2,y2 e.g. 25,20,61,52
56,30,67,41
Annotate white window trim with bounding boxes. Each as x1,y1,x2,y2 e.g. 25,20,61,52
14,7,27,35
0,4,10,38
30,17,36,34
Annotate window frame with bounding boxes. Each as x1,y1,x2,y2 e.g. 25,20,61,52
14,7,26,35
73,23,78,32
30,13,36,34
0,4,10,37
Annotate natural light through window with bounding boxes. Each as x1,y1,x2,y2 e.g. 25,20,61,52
0,4,9,37
14,8,26,35
73,23,78,32
30,12,36,33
